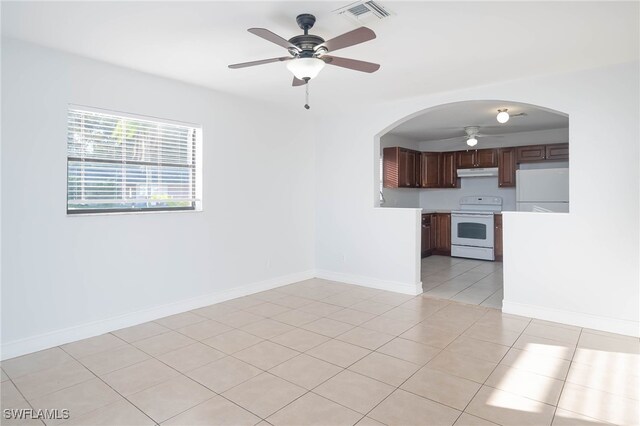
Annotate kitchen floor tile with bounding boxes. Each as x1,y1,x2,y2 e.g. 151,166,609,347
154,312,207,329
233,341,299,370
222,372,306,418
558,382,639,425
368,389,461,426
157,342,225,373
269,354,342,390
485,364,564,405
201,329,263,354
2,348,74,379
29,378,121,426
349,352,420,386
162,395,261,425
301,318,354,338
62,399,155,426
186,356,262,393
314,370,394,414
329,308,377,326
376,337,441,365
306,339,370,368
240,318,296,340
79,344,150,376
465,386,556,426
267,392,362,426
100,358,179,396
401,367,481,411
335,326,395,350
270,328,330,352
13,360,94,400
112,321,170,343
61,334,127,359
176,319,233,340
426,350,498,383
271,309,320,326
127,375,214,423
133,331,195,356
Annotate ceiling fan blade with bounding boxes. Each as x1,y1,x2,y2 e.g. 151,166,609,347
292,77,307,87
228,56,292,69
321,55,380,73
477,134,505,138
248,28,301,52
319,27,376,53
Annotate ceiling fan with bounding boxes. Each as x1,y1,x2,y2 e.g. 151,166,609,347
439,126,505,147
228,13,380,88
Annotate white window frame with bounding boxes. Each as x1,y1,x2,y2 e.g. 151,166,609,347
66,105,203,215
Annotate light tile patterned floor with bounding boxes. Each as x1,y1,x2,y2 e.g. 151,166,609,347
2,279,638,425
422,256,503,308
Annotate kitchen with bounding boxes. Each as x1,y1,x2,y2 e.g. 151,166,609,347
380,101,569,307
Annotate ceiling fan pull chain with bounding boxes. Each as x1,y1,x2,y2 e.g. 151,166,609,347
304,80,310,110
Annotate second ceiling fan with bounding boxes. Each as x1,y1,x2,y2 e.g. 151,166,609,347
228,13,380,87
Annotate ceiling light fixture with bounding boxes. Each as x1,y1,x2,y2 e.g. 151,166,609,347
286,57,326,81
466,137,478,147
496,109,510,124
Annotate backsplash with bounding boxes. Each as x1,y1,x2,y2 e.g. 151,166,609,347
420,177,517,211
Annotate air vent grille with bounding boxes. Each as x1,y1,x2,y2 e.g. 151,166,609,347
334,1,394,25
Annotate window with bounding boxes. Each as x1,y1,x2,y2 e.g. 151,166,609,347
67,107,201,214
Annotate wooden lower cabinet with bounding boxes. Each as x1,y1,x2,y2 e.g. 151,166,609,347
421,214,433,258
494,214,503,261
432,213,451,255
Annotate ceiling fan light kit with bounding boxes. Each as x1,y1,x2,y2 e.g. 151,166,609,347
496,108,510,124
228,13,380,109
286,57,325,80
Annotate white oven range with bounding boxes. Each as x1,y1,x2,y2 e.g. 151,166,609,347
451,196,502,261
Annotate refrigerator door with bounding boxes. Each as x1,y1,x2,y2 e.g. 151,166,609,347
516,168,569,202
516,202,569,213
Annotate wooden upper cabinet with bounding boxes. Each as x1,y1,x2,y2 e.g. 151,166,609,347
441,152,458,188
457,151,476,169
421,152,442,188
404,149,421,188
546,143,569,161
516,145,546,162
457,149,497,168
517,143,568,163
383,147,421,188
498,148,517,187
476,149,498,167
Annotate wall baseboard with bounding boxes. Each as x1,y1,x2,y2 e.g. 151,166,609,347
1,270,315,360
503,300,639,337
315,269,422,296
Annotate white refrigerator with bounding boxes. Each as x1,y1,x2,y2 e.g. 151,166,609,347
516,168,569,212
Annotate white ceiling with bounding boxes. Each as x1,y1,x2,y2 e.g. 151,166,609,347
388,100,568,141
2,1,638,109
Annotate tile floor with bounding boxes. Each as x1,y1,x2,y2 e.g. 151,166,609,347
2,279,638,425
422,256,503,308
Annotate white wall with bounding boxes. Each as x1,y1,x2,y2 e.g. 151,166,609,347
316,62,639,336
1,39,315,358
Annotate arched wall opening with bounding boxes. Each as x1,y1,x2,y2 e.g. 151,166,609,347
372,100,569,307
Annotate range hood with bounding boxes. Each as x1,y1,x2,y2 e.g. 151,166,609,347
457,167,499,178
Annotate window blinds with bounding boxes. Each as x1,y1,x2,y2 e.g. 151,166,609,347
67,108,200,214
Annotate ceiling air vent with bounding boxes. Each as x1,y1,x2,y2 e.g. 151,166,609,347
334,1,394,25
